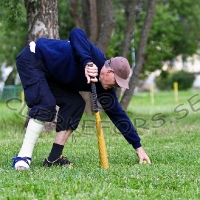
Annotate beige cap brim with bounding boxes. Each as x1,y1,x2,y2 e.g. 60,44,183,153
114,74,129,89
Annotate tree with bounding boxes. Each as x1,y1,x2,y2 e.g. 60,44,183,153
121,0,138,58
69,0,115,53
0,0,27,82
142,0,200,72
23,0,59,131
24,0,59,41
120,0,157,110
2,0,200,113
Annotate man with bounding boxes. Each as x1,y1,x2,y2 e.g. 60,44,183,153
12,28,151,170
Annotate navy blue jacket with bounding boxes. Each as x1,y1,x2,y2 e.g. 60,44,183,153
35,28,141,149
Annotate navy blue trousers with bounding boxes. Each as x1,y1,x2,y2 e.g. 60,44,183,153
16,45,85,132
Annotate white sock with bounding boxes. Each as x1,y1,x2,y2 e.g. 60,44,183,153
15,118,45,169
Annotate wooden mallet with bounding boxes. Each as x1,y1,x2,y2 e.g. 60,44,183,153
87,62,109,169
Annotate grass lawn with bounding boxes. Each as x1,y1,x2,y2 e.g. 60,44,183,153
0,90,200,199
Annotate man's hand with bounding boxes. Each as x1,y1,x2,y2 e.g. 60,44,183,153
136,147,151,164
85,62,98,84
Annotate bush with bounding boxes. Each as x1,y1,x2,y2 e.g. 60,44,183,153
170,70,195,90
155,70,195,90
154,70,172,90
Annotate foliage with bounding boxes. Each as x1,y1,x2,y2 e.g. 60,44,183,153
1,0,200,84
154,70,172,91
155,70,195,90
1,90,200,199
106,1,126,58
144,0,200,72
0,0,73,83
108,0,200,74
170,70,195,90
0,0,27,66
1,0,24,25
58,1,74,40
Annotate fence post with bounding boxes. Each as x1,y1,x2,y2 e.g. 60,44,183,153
173,82,178,102
21,91,24,105
150,85,154,105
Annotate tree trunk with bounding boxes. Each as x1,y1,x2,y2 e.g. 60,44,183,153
88,0,98,43
120,0,157,110
96,0,115,53
115,0,138,98
69,0,83,28
25,0,59,41
24,0,59,131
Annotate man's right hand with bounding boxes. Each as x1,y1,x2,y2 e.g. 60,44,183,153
85,62,98,84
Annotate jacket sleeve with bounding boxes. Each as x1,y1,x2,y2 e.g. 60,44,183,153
97,87,142,149
69,28,92,67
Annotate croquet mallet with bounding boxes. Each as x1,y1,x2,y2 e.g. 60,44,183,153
87,62,109,169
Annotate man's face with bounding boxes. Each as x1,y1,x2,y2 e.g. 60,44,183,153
99,66,119,90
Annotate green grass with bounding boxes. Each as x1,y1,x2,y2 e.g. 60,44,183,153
0,90,200,199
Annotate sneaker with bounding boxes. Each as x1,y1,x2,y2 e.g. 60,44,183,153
12,157,31,170
43,155,73,167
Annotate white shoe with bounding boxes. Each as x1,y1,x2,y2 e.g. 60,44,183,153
12,157,31,170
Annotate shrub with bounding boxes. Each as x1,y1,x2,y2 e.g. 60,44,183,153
170,70,195,90
154,70,172,90
155,70,195,90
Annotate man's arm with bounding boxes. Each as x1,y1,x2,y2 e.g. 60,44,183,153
97,88,141,147
69,28,92,67
69,28,102,84
97,87,151,164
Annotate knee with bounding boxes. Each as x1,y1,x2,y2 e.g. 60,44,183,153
29,106,57,122
41,100,57,121
29,99,57,122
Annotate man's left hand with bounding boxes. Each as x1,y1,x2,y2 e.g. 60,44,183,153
136,147,151,164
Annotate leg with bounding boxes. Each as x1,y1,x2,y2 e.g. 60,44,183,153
13,79,56,170
13,79,56,169
54,130,72,145
43,130,73,167
13,45,57,170
43,82,85,167
13,48,56,169
13,119,45,169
